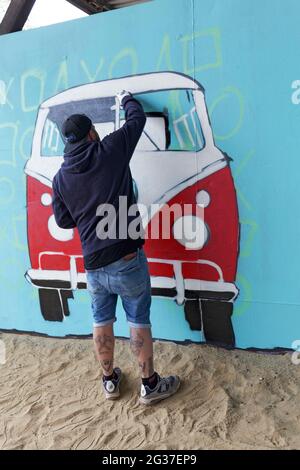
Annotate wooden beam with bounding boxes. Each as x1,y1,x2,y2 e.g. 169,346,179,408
65,1,112,14
0,0,36,35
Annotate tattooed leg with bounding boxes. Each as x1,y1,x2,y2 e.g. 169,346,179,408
93,324,115,377
130,328,154,378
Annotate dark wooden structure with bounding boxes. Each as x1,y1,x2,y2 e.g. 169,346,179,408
0,0,36,35
0,0,150,35
66,0,149,14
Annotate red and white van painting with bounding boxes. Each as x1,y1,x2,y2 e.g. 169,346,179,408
24,72,239,346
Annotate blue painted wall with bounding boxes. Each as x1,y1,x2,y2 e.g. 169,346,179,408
0,0,299,349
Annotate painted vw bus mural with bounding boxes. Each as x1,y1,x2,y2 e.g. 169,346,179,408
24,72,239,346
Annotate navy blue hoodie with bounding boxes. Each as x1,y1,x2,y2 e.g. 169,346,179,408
52,96,146,267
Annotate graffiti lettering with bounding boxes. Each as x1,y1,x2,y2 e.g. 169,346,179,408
21,68,46,112
209,86,245,141
108,48,138,78
80,58,105,83
156,34,174,71
20,127,34,161
0,122,18,167
0,177,15,205
0,78,14,109
180,28,222,74
55,59,68,93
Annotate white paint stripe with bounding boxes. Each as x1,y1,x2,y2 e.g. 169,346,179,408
26,266,238,300
42,72,201,107
173,261,185,305
70,257,77,290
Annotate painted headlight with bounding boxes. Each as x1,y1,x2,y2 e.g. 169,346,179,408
41,193,52,206
48,215,74,242
173,215,208,250
196,190,210,208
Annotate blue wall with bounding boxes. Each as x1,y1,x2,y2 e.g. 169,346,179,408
0,0,299,349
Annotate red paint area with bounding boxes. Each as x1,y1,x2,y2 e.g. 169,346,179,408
27,177,82,270
27,165,239,284
144,166,239,282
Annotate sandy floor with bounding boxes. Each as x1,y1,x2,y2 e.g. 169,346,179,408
0,332,299,450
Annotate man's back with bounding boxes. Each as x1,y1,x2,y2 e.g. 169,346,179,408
52,95,146,262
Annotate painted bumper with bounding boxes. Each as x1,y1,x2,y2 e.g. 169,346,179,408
25,266,239,304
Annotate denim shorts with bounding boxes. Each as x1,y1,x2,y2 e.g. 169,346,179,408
86,248,152,329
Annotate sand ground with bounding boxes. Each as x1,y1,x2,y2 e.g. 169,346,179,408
0,332,299,450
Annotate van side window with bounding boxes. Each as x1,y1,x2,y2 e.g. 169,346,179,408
42,118,65,157
119,112,170,151
134,90,205,152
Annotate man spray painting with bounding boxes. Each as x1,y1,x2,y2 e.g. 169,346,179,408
52,90,180,405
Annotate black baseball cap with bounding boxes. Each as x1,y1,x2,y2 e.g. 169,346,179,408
62,114,92,143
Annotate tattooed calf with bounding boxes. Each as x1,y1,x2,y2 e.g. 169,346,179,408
101,359,113,373
138,357,154,376
94,334,113,355
130,332,144,357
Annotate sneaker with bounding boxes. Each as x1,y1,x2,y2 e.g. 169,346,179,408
139,374,180,405
102,367,122,400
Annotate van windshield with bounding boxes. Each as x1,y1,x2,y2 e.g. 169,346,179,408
41,97,115,157
41,90,204,157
